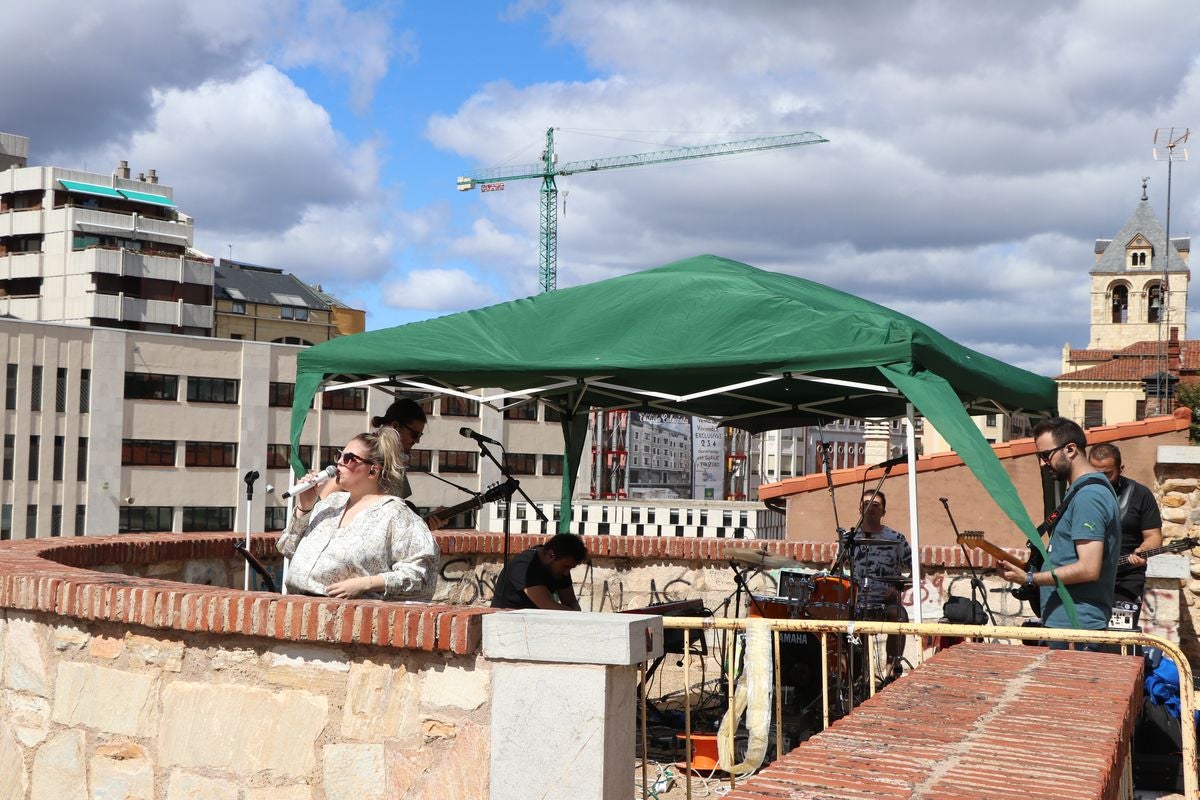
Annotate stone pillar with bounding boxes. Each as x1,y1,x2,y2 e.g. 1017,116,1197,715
483,610,663,800
1155,445,1200,665
863,418,891,468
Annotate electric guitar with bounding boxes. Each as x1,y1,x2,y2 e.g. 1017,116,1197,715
956,530,1028,572
420,478,517,525
1117,536,1199,567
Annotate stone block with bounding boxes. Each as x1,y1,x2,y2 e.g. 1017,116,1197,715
1148,555,1191,579
1160,478,1200,493
5,616,51,697
490,661,635,800
166,770,238,800
90,749,153,800
51,662,156,736
388,722,488,800
1162,505,1188,524
159,681,327,779
52,622,89,652
245,788,313,800
31,729,84,800
323,743,385,800
421,663,489,711
341,661,420,741
483,610,662,665
88,633,126,660
127,634,184,672
267,643,350,671
0,721,27,800
7,690,50,746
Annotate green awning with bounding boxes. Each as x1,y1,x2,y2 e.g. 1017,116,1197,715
58,179,123,199
118,188,175,207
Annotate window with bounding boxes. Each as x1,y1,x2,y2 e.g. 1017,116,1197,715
294,307,309,321
28,435,38,480
185,442,238,467
5,364,15,410
985,414,997,427
265,506,288,531
231,301,246,314
438,450,478,473
1148,283,1164,324
187,377,238,404
441,396,479,417
79,369,90,413
122,439,176,467
0,505,9,540
2,435,11,480
119,506,173,533
30,366,41,412
1083,399,1104,429
323,387,366,411
53,436,64,480
503,453,537,474
504,403,538,421
269,382,295,408
26,505,37,537
125,372,179,401
75,505,85,537
50,506,62,537
280,306,293,320
56,368,67,413
1136,400,1147,421
267,444,312,470
543,454,564,476
182,506,234,532
543,405,562,422
1111,284,1128,323
319,446,340,468
406,449,432,472
77,437,88,481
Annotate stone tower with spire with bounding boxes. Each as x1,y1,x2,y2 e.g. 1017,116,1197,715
1088,179,1190,349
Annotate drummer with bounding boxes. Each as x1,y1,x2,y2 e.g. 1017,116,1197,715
844,490,912,678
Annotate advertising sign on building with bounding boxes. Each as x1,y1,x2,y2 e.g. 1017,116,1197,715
692,417,725,500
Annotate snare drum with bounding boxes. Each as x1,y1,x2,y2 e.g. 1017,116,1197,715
804,575,858,620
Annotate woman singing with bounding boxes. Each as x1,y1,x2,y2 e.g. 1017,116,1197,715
278,428,439,600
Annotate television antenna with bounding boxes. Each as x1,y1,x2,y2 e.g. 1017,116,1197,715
1150,127,1190,409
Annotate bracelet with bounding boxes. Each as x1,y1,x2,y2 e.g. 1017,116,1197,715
1025,568,1035,588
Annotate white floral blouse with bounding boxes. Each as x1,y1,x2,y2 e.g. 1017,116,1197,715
277,493,439,600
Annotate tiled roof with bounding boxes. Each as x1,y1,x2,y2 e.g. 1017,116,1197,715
1092,200,1189,274
1059,338,1200,380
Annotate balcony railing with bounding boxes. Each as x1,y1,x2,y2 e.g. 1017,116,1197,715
67,247,213,285
66,292,213,329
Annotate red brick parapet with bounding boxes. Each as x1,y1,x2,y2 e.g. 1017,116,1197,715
0,530,1013,659
0,532,489,655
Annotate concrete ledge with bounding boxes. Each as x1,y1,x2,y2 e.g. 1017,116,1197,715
483,609,663,665
1159,444,1200,465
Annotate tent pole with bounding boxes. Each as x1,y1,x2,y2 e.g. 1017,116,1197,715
905,404,923,625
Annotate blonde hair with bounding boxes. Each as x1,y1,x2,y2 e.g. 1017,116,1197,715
355,427,408,496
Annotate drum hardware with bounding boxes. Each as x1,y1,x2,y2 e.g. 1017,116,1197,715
851,537,903,546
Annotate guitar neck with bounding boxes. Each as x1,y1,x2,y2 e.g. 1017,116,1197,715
425,496,484,522
1118,538,1196,567
958,532,1029,571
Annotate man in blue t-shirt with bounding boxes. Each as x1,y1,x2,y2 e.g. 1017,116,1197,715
1001,417,1119,633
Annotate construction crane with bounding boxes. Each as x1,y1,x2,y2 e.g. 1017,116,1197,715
457,128,829,292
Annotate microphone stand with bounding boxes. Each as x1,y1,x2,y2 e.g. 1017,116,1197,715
470,438,547,567
241,470,260,591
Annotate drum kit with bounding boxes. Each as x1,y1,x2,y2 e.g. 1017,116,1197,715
725,545,911,725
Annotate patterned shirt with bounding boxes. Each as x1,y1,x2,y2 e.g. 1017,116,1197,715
277,493,439,600
845,525,911,605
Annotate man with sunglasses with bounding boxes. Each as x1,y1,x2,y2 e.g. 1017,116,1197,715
1000,417,1120,635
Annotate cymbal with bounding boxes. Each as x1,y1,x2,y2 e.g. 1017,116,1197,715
867,575,911,584
725,547,804,570
852,538,903,546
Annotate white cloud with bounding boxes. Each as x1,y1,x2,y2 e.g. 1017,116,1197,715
382,269,499,312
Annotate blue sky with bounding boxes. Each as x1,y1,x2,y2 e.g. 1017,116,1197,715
7,1,1200,376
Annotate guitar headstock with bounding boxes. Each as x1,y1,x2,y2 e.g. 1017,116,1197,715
481,479,516,504
957,530,985,543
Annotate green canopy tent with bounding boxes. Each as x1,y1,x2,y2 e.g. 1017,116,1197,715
290,254,1065,622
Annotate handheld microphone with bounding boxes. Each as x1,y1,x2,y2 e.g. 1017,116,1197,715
459,427,502,446
281,464,336,499
871,452,908,470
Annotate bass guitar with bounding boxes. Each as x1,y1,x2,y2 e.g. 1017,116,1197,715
421,478,517,525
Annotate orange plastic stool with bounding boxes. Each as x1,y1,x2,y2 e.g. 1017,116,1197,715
675,733,720,771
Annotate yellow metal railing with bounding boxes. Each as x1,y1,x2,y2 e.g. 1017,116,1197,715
634,618,1197,800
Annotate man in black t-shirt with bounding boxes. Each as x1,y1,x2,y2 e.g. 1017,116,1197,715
491,533,587,611
1089,443,1162,623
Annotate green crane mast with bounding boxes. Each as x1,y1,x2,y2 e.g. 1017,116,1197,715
457,128,829,292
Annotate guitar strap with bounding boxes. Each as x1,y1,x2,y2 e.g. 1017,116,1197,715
1116,477,1134,519
1035,473,1116,538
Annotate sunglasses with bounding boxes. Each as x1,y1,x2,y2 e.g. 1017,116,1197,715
1036,443,1070,463
335,450,375,468
400,424,424,442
